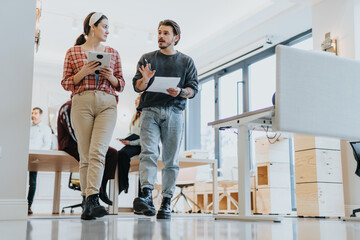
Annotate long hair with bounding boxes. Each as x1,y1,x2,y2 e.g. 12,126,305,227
131,111,141,126
74,12,108,46
131,93,143,126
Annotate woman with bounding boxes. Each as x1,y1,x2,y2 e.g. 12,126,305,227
57,100,117,206
61,12,125,220
117,94,142,194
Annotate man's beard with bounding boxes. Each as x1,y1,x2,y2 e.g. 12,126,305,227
159,41,171,49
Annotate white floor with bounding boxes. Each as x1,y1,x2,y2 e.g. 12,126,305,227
2,214,360,240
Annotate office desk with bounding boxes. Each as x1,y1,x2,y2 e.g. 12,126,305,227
28,149,79,214
208,106,282,222
108,157,218,215
29,150,218,215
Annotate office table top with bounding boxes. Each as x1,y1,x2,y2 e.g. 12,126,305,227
29,150,215,173
208,106,274,129
129,157,216,172
28,149,79,172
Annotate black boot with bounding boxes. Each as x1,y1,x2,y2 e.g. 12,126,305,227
81,196,86,210
156,197,172,219
88,194,109,218
28,205,33,215
81,196,95,220
133,188,156,216
99,191,113,206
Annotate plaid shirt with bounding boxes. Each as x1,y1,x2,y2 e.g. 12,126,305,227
61,46,125,101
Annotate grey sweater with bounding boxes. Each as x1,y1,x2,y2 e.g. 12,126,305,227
132,50,198,111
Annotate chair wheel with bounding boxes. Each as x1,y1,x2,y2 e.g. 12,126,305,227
188,210,192,213
171,210,175,213
197,210,201,213
61,210,65,213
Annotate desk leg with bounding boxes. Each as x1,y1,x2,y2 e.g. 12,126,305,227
238,125,250,217
109,165,119,215
52,172,61,214
215,125,282,222
51,219,59,240
213,161,218,215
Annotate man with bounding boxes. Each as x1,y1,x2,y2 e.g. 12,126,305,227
132,19,198,219
57,100,118,208
28,107,52,214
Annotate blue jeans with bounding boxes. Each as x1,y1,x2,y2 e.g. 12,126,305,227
139,106,184,198
27,171,37,206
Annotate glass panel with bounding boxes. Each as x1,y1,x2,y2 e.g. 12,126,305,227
200,79,215,159
291,36,313,50
219,69,243,179
249,55,276,111
219,69,243,119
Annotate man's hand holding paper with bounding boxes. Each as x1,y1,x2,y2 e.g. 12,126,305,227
146,76,181,95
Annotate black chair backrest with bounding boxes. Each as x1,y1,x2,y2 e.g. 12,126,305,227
68,172,81,191
349,141,360,177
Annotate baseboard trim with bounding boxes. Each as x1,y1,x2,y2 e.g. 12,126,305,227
0,199,28,220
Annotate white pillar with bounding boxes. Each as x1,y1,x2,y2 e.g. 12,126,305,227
312,0,360,216
0,0,36,220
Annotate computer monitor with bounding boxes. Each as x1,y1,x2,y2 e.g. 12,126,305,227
349,141,360,177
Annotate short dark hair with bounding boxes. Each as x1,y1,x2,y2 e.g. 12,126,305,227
33,107,43,114
158,19,181,45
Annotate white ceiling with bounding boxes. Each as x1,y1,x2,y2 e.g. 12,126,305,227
35,0,277,77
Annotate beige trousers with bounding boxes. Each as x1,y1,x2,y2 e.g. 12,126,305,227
71,91,117,197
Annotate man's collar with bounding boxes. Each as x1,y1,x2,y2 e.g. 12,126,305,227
32,121,42,126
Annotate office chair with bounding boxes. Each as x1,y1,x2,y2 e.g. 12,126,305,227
171,167,202,213
349,141,360,217
206,166,239,213
61,172,82,214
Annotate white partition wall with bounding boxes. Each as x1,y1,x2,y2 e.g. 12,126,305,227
274,45,360,140
0,0,36,221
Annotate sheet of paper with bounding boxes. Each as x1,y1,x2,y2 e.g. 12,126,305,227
146,76,181,94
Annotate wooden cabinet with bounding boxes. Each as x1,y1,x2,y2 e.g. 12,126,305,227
255,137,290,163
296,182,344,217
295,149,342,183
257,162,291,188
294,135,344,217
255,188,292,214
254,137,292,214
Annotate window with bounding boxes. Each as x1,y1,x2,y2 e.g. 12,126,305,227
200,79,215,159
219,69,243,118
218,69,243,177
249,55,276,111
291,36,313,50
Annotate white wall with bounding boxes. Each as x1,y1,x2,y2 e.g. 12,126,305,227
312,0,360,216
0,0,36,223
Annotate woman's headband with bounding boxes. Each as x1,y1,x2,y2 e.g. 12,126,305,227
89,12,104,26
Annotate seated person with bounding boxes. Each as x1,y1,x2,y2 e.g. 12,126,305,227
117,94,142,194
57,100,117,205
